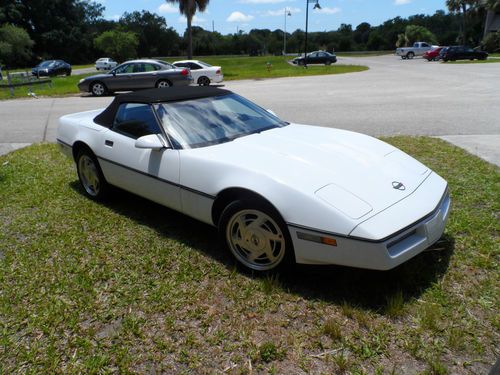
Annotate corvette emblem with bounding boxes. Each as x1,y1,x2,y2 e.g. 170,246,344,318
392,181,406,191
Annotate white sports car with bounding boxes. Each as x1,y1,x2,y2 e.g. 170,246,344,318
57,87,450,273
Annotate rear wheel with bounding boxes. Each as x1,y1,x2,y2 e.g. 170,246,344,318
90,81,106,96
198,76,210,86
76,149,108,200
156,80,171,88
219,200,294,273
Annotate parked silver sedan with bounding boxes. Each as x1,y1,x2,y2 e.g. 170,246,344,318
78,59,193,96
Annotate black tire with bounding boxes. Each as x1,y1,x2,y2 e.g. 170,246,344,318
90,81,107,97
325,60,332,66
407,52,415,59
218,200,295,273
66,70,71,76
401,56,407,60
156,80,172,88
197,76,210,86
76,148,109,200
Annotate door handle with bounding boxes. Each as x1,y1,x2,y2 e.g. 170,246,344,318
105,140,114,147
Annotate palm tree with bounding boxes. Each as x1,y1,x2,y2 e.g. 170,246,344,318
446,0,480,44
167,0,209,59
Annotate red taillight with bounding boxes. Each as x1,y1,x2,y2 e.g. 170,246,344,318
181,68,189,76
216,69,221,74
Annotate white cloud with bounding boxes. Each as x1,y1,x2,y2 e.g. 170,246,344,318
239,0,286,3
394,0,412,5
265,7,301,16
158,3,178,14
313,7,341,15
227,11,254,22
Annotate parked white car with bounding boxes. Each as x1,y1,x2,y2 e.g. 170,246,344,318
57,87,450,273
172,60,223,86
95,57,118,70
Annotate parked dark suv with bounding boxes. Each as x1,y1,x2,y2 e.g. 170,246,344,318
442,46,488,62
292,51,337,66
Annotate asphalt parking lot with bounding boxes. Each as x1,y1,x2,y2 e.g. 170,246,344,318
1,55,499,165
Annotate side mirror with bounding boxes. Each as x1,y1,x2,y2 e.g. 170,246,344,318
135,134,165,150
266,109,278,117
111,71,116,76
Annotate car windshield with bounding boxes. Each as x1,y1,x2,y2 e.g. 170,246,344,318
39,61,56,67
197,61,212,68
155,60,175,69
154,93,287,149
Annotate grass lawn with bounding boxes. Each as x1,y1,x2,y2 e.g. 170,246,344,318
0,137,498,373
176,55,368,81
446,59,500,64
1,56,367,100
0,73,93,100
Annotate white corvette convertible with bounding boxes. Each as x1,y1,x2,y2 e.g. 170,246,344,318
57,87,450,272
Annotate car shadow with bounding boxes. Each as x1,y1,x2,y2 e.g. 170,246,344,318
70,182,454,312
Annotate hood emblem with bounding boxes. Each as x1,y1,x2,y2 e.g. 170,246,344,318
392,181,406,191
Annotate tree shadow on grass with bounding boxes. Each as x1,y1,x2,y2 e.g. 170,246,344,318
71,182,454,312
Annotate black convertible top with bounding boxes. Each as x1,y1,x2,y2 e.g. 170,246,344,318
93,86,232,128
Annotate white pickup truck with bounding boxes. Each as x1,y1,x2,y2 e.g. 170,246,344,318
396,42,435,59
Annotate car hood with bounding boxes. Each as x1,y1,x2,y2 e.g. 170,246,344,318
194,124,430,218
81,73,113,81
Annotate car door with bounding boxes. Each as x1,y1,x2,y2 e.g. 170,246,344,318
307,52,319,64
107,63,136,91
96,102,182,211
189,62,204,81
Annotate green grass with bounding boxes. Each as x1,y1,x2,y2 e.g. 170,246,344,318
0,137,498,373
0,73,93,100
1,56,367,100
445,58,500,64
183,55,368,81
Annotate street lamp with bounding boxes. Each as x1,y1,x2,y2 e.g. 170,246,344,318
283,8,292,56
304,0,321,68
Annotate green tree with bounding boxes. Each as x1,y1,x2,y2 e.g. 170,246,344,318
0,0,104,63
94,30,138,62
446,0,481,44
396,25,438,47
0,24,34,67
482,30,500,52
167,0,209,59
119,11,180,57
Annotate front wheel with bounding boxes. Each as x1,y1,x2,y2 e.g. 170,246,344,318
219,200,294,273
406,52,415,59
325,60,332,66
76,149,108,200
90,81,106,96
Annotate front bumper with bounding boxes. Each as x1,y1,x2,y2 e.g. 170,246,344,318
290,189,451,270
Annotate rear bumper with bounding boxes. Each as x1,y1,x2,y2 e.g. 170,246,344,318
290,189,451,270
211,74,224,83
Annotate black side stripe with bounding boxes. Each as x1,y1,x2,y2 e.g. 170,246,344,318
95,155,216,200
57,138,72,148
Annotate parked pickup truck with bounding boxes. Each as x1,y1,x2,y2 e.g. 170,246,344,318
396,42,436,59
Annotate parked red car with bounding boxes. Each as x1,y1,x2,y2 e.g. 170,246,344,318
423,47,443,61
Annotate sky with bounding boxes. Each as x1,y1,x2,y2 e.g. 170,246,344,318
98,0,449,35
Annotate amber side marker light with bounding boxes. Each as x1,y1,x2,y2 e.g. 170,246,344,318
297,232,337,246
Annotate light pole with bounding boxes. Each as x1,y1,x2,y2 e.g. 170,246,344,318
283,8,291,56
304,0,321,68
